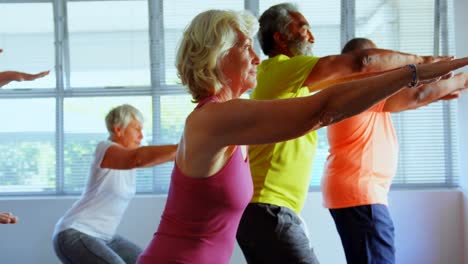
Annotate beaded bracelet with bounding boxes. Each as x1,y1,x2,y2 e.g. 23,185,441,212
406,64,419,88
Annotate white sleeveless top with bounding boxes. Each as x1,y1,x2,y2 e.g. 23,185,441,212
54,141,136,241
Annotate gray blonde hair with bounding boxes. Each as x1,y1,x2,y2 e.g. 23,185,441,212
176,9,258,102
258,3,299,56
105,104,144,140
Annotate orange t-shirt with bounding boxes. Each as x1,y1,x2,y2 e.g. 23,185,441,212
321,101,398,209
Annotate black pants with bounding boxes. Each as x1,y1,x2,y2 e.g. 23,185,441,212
236,203,320,264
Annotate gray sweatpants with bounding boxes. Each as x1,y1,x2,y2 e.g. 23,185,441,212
53,228,142,264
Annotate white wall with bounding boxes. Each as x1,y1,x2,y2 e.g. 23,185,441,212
454,0,468,263
0,190,464,264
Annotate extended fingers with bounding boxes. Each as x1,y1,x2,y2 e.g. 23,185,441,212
37,70,50,77
0,212,17,224
33,70,50,79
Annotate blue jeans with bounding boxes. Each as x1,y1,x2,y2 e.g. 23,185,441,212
53,228,142,264
330,204,395,264
236,203,320,264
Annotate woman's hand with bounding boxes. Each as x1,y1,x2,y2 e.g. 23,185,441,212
10,70,50,82
418,57,468,82
0,212,18,224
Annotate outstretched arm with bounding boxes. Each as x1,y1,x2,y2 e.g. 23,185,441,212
304,48,449,91
383,72,468,112
0,212,18,224
307,69,393,92
100,144,178,170
193,58,468,148
0,70,50,87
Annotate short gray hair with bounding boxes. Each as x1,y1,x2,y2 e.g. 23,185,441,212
105,104,144,140
176,9,258,102
258,3,299,56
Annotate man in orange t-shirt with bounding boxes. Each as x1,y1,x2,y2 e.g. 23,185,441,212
321,38,468,264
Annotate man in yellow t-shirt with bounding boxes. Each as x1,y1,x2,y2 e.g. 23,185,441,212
236,3,449,263
322,38,468,264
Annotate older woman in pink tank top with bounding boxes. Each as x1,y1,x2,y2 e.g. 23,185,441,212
137,9,468,264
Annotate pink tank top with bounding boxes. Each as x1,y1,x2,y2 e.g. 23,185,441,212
138,96,253,264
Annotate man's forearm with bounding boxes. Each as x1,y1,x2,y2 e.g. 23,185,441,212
308,69,393,92
357,48,429,72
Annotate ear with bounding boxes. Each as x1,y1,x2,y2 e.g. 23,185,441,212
273,32,289,50
113,125,122,137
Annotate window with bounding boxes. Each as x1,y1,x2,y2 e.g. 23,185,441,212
163,0,243,84
67,1,151,88
0,2,55,89
355,0,458,187
0,0,459,195
0,98,55,193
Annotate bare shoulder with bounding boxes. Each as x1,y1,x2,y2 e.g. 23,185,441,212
185,99,244,125
178,104,231,177
184,102,217,130
183,103,220,147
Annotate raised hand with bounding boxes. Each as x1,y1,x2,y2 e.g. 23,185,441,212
0,212,18,224
417,57,468,82
0,70,50,87
11,70,50,82
437,72,468,101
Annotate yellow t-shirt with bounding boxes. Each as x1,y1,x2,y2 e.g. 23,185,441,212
249,54,319,214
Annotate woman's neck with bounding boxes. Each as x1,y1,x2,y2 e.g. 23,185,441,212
216,86,241,102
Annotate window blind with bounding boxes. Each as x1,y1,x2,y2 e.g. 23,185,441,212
355,0,459,187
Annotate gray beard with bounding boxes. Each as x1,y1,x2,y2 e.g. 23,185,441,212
289,41,314,56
